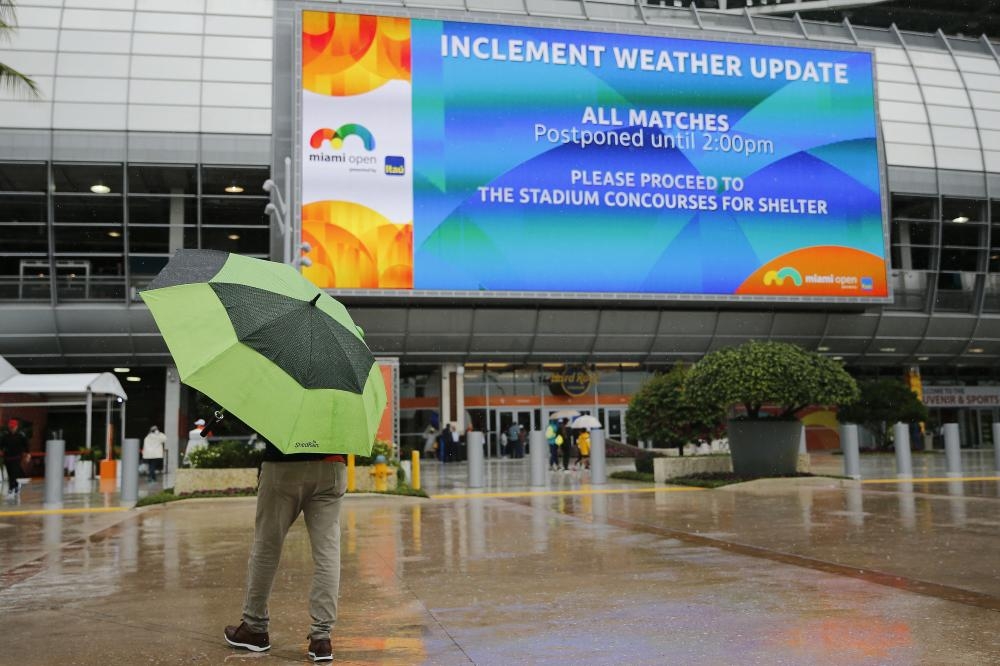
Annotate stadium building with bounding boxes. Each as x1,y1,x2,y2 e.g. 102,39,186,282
1,0,999,457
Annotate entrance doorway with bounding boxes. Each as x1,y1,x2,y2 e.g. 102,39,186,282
496,409,533,457
599,407,627,443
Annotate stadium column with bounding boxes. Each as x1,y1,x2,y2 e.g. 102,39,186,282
439,363,466,432
163,366,181,478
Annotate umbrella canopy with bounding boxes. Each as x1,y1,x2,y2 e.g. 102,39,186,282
549,409,582,420
141,250,386,455
571,415,602,430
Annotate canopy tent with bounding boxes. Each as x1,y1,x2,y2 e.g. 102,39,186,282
0,356,128,454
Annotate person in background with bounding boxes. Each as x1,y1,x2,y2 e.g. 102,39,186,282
575,429,591,470
0,417,28,497
184,417,209,466
515,425,527,459
142,425,167,482
437,424,451,463
546,420,559,471
422,424,438,459
559,419,573,472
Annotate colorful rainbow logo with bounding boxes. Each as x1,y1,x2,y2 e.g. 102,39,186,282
763,267,803,287
309,124,376,151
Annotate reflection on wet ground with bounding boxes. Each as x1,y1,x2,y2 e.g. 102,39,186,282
0,453,997,664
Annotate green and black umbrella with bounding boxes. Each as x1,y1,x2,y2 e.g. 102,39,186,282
141,250,386,455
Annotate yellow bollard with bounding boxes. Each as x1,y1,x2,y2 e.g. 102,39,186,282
411,449,420,490
347,454,356,492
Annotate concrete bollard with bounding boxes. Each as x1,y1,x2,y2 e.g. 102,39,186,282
121,437,140,507
467,431,484,489
799,425,807,455
943,423,962,477
44,438,65,510
893,423,912,479
590,429,607,485
992,423,1000,474
529,431,547,488
840,424,861,480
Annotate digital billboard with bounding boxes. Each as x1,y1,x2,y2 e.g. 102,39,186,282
300,11,889,301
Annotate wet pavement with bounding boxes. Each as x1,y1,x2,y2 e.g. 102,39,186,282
0,452,998,665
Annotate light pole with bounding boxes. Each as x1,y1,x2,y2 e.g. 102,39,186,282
264,156,311,269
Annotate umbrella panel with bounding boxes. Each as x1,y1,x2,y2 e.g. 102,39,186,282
211,282,374,392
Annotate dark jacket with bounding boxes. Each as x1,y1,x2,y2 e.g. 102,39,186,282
263,440,330,463
0,429,28,458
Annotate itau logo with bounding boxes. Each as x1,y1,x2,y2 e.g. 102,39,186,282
309,124,375,151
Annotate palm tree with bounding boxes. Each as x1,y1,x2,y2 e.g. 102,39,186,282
1,0,39,96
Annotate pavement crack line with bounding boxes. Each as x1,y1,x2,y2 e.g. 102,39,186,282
503,496,1000,613
368,530,477,664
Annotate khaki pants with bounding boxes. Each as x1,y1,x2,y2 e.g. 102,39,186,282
241,461,347,639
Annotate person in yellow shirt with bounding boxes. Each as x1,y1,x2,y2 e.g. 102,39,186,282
575,429,591,470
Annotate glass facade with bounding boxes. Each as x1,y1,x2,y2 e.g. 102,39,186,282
889,193,1000,313
0,161,270,303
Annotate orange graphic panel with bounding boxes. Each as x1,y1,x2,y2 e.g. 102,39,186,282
377,361,395,444
302,200,413,289
736,246,887,297
303,11,411,97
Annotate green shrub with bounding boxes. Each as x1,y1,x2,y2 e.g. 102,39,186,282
627,365,725,453
610,470,655,482
188,440,264,469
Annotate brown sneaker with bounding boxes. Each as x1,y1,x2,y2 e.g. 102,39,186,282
224,621,270,652
308,636,333,662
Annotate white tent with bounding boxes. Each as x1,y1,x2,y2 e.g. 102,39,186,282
0,356,128,453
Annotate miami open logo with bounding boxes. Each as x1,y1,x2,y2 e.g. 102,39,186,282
308,124,378,169
309,124,375,151
763,267,803,287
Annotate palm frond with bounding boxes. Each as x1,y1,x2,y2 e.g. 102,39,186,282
0,62,40,97
0,1,16,29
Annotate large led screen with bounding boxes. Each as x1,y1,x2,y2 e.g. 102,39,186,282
300,11,888,300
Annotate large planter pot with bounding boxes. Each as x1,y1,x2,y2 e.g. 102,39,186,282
174,468,259,494
726,419,802,476
74,460,94,480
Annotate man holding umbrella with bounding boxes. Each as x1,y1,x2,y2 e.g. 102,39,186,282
141,250,386,662
221,415,347,662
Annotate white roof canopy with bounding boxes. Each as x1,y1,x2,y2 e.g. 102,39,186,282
0,356,127,401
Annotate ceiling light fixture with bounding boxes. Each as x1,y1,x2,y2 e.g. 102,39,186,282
126,376,141,382
107,230,121,238
227,233,240,240
879,347,896,352
113,367,129,373
832,356,843,360
917,356,929,361
817,346,830,351
224,184,244,193
969,347,984,353
90,183,111,194
952,215,969,223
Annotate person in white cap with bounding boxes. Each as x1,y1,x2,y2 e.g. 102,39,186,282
184,418,209,466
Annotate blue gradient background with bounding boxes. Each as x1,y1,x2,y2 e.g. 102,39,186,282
410,19,885,295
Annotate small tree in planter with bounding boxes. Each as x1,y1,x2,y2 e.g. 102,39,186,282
685,341,859,476
836,378,928,451
626,365,725,459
